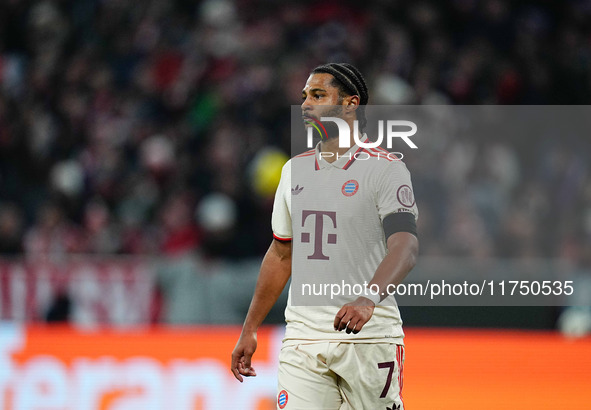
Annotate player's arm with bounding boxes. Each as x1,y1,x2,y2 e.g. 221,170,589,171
335,212,419,334
231,238,292,382
367,229,419,299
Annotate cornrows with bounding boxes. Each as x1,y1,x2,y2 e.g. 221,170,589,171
311,63,369,131
311,63,369,105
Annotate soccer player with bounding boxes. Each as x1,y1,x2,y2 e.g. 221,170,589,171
231,63,419,409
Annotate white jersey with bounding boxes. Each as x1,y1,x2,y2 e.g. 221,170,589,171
272,135,418,343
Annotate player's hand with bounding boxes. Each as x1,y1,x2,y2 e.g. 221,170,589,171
231,331,258,382
334,297,375,334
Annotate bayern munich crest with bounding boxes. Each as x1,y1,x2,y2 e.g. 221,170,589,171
342,180,359,197
278,390,288,408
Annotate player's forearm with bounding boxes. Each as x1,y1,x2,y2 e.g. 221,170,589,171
367,232,419,302
242,241,291,334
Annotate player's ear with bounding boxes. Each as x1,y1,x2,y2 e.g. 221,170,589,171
344,95,360,113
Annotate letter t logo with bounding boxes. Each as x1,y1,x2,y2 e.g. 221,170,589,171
300,210,337,260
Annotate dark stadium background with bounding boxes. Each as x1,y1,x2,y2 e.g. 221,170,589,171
0,1,590,409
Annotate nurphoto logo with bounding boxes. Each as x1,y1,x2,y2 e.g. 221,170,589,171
305,117,418,150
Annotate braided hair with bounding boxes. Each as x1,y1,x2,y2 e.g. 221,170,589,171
311,63,369,131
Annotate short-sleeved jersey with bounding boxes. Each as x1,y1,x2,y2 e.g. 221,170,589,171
272,135,418,344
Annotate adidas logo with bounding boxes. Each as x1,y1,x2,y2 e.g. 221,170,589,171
387,403,401,410
291,185,304,195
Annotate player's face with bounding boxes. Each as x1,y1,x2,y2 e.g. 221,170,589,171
301,73,346,121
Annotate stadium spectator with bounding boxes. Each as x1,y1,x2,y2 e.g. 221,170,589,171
0,0,589,265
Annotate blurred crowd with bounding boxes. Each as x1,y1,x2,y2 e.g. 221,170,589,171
1,0,590,268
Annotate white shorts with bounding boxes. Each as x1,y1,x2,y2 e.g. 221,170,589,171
277,342,404,410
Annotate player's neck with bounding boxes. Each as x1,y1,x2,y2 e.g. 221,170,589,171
319,132,358,163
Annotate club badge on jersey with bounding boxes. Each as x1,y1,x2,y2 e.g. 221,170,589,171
277,390,288,408
342,179,359,197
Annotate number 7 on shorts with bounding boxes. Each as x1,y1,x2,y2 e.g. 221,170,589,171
377,361,395,398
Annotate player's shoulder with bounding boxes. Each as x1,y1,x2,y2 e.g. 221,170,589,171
279,150,312,174
362,147,411,174
383,157,412,181
285,149,316,171
291,149,316,161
